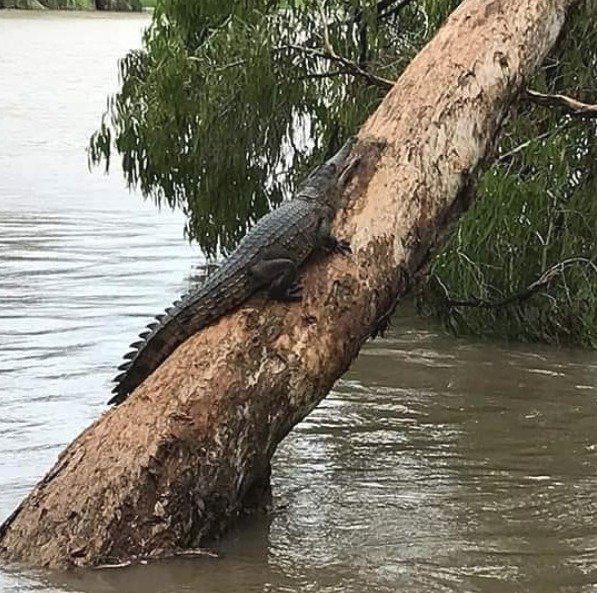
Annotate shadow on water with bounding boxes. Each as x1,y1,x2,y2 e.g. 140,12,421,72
0,10,595,593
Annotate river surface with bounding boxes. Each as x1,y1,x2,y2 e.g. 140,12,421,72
0,11,596,593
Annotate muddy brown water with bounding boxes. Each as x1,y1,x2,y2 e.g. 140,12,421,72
0,12,596,593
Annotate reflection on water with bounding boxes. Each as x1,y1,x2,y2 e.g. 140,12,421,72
1,11,596,593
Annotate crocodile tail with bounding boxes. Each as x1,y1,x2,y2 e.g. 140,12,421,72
108,308,196,405
109,269,251,405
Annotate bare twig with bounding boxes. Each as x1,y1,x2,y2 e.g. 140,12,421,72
314,1,394,89
378,0,418,20
525,88,597,118
278,44,394,90
440,257,597,309
350,0,418,25
301,69,348,80
94,547,219,570
496,121,570,163
187,57,248,73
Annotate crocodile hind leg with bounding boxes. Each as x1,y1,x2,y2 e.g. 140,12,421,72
316,218,352,255
249,258,302,302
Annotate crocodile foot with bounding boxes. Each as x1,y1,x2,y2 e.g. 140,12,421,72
278,282,302,302
334,239,352,255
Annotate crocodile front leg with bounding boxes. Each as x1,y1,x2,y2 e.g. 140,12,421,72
249,259,302,302
316,218,352,255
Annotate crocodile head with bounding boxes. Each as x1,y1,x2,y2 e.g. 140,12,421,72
296,137,356,204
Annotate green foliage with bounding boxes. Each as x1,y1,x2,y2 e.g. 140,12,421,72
418,1,596,347
90,0,596,347
89,0,447,255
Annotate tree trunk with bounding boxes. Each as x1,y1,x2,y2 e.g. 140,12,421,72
0,0,578,569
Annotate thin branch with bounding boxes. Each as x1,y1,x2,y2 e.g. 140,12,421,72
496,122,569,163
497,130,552,162
350,0,418,25
378,0,418,20
94,547,218,569
354,2,369,67
300,69,348,80
315,1,394,89
440,257,597,309
279,44,394,90
525,88,597,119
187,57,248,73
316,0,334,57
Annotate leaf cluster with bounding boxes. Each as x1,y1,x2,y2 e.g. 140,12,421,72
89,0,446,255
90,0,596,347
418,0,596,347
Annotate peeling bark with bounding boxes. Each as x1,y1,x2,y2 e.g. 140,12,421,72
0,0,579,569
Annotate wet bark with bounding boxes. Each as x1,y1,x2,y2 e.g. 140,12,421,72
0,0,578,569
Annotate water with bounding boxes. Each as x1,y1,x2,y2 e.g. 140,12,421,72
0,11,596,593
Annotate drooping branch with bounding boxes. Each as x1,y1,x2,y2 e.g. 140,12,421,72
348,0,419,67
285,0,397,90
436,257,597,309
525,88,597,118
279,43,394,89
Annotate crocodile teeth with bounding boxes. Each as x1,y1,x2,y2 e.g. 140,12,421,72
123,351,136,360
139,331,151,339
155,314,165,322
113,372,128,383
165,307,174,315
147,322,158,331
129,340,144,350
118,361,132,371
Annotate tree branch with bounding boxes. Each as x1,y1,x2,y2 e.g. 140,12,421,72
496,121,569,163
378,0,418,20
279,44,394,90
438,257,597,309
525,88,597,118
350,0,418,25
350,0,419,66
300,69,348,80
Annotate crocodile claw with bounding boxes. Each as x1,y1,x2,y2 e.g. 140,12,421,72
282,282,303,302
335,239,352,256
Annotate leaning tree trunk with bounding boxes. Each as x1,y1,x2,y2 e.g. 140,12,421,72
0,0,579,569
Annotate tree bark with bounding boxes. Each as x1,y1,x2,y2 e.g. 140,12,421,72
0,0,578,569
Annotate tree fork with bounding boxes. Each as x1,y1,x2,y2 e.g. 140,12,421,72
0,0,579,569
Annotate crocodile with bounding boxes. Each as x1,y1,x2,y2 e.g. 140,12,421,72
109,138,356,405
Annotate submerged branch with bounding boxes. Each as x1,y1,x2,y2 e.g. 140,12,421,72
438,257,597,309
525,89,597,118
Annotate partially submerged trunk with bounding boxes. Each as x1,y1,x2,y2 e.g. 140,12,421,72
0,0,578,569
